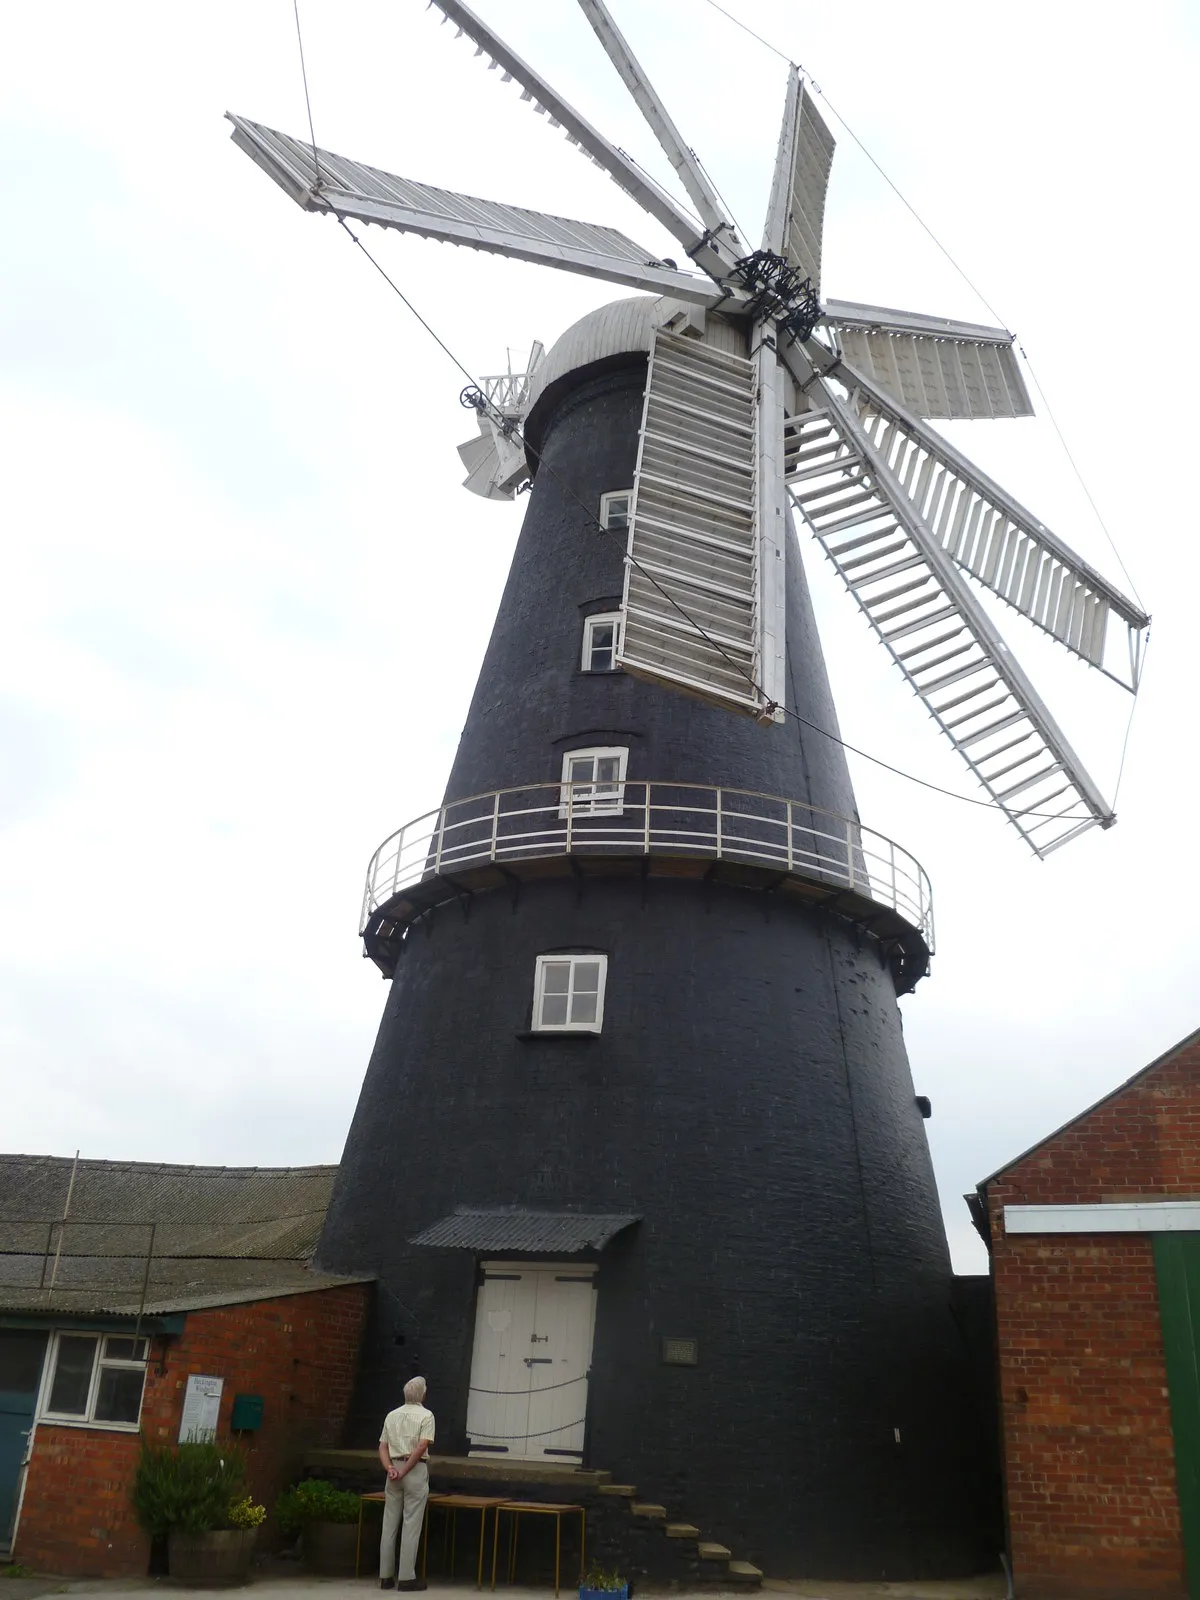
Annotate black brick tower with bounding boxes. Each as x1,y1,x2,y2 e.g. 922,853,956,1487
318,304,992,1577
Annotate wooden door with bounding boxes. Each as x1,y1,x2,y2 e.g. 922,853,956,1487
466,1265,596,1461
0,1331,47,1550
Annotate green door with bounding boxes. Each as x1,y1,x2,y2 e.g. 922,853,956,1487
0,1331,47,1550
1154,1235,1200,1600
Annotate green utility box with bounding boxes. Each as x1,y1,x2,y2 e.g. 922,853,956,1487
231,1393,264,1431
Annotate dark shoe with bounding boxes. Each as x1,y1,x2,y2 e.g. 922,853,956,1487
380,1581,395,1590
396,1584,426,1592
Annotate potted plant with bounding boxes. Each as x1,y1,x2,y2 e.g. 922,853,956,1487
580,1564,629,1600
132,1439,264,1586
275,1478,362,1575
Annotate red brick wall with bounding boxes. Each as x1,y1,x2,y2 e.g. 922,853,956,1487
14,1282,370,1578
989,1031,1200,1599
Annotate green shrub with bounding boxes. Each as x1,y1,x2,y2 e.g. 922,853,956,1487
131,1439,250,1538
275,1478,361,1534
228,1496,266,1529
581,1565,626,1592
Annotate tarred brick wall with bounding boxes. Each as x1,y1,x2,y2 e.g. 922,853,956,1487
14,1282,370,1578
988,1030,1200,1599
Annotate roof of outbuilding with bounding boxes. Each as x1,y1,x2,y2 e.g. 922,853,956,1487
410,1207,640,1254
974,1024,1200,1192
0,1154,370,1318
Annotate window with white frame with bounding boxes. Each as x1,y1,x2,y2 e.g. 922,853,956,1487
560,747,628,816
599,490,632,532
533,953,608,1033
39,1332,148,1429
581,612,622,673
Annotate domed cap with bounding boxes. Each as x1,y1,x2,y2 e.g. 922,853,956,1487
523,294,745,460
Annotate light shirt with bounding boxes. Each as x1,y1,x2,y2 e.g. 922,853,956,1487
379,1401,436,1460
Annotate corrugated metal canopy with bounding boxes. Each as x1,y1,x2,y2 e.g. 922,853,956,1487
410,1209,640,1253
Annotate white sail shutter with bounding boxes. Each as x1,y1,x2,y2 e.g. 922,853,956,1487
617,331,779,721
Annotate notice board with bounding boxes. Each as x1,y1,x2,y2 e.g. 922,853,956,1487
179,1373,224,1442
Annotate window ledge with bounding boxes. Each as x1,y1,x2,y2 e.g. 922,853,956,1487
37,1416,142,1434
515,1030,602,1042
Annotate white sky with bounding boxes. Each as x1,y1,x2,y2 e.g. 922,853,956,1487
1,1,1196,1272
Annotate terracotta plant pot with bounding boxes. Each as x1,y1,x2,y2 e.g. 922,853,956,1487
168,1527,257,1586
301,1519,361,1576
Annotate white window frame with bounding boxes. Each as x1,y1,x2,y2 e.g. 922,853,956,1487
559,746,628,818
581,611,623,673
599,489,632,532
37,1331,149,1432
532,953,609,1034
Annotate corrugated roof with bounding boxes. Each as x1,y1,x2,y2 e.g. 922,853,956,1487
410,1208,640,1253
0,1154,370,1317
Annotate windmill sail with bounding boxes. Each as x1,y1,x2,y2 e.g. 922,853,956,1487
575,0,746,252
227,116,728,306
785,384,1115,856
618,330,780,721
820,301,1032,420
833,360,1149,685
762,68,836,292
422,0,739,285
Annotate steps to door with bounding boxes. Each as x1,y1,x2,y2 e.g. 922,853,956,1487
308,1449,762,1589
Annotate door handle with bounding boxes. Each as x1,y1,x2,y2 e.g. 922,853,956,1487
523,1358,553,1366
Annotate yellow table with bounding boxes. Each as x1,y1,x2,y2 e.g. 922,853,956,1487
425,1493,509,1588
491,1500,586,1598
356,1491,387,1578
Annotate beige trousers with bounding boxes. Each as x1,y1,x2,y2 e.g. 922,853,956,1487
380,1460,429,1581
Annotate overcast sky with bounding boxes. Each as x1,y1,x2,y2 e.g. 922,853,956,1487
1,1,1196,1271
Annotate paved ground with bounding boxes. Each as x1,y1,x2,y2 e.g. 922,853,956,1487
0,1575,1011,1600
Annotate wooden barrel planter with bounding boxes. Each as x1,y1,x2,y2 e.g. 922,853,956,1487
301,1520,360,1576
167,1528,257,1586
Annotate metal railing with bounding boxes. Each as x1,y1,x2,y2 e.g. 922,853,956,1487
360,781,934,950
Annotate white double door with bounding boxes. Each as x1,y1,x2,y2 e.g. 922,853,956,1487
466,1263,597,1460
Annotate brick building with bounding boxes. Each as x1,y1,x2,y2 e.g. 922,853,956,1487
0,1156,371,1577
974,1026,1200,1600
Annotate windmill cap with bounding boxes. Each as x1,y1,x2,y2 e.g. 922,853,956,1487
522,294,743,464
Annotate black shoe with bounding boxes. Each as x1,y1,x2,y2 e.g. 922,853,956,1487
396,1583,426,1592
380,1580,395,1590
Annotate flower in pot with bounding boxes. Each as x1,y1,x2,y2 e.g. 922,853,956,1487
275,1478,362,1576
580,1564,629,1600
132,1439,262,1587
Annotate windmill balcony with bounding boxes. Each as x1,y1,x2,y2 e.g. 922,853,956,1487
360,781,934,992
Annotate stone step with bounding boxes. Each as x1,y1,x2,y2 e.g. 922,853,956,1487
697,1541,731,1560
728,1559,763,1583
631,1502,666,1519
664,1523,700,1539
598,1483,638,1497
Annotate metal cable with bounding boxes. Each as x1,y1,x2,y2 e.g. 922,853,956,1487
1014,345,1147,613
468,1419,586,1441
291,0,322,185
468,1375,585,1396
696,0,1147,617
1111,631,1150,809
336,223,1099,826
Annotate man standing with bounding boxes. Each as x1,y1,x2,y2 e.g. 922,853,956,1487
378,1375,435,1591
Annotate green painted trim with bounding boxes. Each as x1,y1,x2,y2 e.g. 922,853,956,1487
0,1312,185,1335
1154,1234,1200,1600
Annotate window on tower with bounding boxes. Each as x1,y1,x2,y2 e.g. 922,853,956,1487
582,612,622,673
599,490,632,532
532,953,608,1033
559,747,628,816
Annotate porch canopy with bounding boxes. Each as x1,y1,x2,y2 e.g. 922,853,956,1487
409,1208,640,1253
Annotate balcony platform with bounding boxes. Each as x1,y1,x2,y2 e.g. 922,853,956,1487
359,781,933,994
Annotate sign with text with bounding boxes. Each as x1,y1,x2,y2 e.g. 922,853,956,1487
179,1373,224,1442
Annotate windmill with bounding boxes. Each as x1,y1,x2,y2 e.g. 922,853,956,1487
228,0,1148,859
223,2,1137,1578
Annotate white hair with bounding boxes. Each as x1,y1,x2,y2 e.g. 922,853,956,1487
404,1375,427,1404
